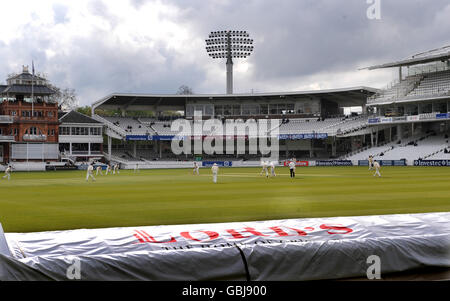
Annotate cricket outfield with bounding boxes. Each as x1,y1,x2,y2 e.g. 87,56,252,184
0,166,449,233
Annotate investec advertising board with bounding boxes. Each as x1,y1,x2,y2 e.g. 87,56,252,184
202,161,233,167
414,160,450,166
1,212,449,280
315,160,353,166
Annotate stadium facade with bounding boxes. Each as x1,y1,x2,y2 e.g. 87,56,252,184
89,45,450,168
91,87,377,164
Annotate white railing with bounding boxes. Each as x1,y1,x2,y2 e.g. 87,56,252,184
0,115,14,123
22,134,47,141
92,115,127,137
0,135,15,141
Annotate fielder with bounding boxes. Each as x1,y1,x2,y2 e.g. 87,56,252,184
270,161,276,177
211,163,219,183
113,164,120,174
105,164,112,175
289,160,296,178
193,162,200,175
373,161,381,177
2,165,12,180
368,155,374,170
260,161,269,177
96,165,103,176
86,164,96,182
134,163,140,173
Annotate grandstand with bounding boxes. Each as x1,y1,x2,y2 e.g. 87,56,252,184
91,88,378,164
85,46,450,168
344,45,450,164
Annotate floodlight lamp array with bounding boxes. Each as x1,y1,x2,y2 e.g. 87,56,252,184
205,30,254,59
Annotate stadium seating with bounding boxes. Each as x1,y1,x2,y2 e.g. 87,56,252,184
103,117,156,135
369,69,450,104
368,74,422,104
345,132,450,162
99,114,376,138
277,117,345,134
407,70,450,97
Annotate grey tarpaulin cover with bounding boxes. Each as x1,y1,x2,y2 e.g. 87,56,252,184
1,212,449,280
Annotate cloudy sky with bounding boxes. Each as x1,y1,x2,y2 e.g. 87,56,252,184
0,0,449,106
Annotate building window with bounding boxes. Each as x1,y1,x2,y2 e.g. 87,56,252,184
90,127,101,136
59,143,70,153
81,127,89,135
25,126,41,135
71,127,80,135
233,105,241,115
260,104,268,115
60,127,70,135
91,143,102,152
214,105,223,116
48,111,53,117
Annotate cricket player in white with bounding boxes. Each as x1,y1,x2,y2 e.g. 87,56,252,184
86,164,96,182
289,160,296,178
193,162,200,175
105,164,111,175
134,163,139,173
373,161,381,177
270,161,276,177
211,163,219,183
96,165,103,176
113,164,120,174
368,155,374,170
2,165,12,180
260,161,269,177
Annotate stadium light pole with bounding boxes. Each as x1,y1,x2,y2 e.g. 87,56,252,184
205,30,254,94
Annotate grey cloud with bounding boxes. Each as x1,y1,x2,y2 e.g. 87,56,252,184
1,0,450,105
53,3,69,24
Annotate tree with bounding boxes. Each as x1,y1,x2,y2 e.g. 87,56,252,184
76,106,92,116
176,85,194,95
49,85,78,111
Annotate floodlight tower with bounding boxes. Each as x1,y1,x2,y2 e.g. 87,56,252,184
205,30,254,94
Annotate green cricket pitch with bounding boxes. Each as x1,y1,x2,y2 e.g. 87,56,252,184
0,166,449,233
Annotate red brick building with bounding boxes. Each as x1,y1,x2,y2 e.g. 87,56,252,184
0,66,59,164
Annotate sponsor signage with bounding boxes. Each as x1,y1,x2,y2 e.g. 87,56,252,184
419,114,436,120
126,135,187,141
381,160,392,166
126,135,149,141
368,118,380,124
153,135,176,141
436,113,448,119
359,160,406,166
414,160,450,166
392,160,407,166
202,161,233,167
283,160,309,167
407,115,420,121
315,160,353,166
380,117,393,123
358,160,369,166
278,133,328,140
393,116,407,122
